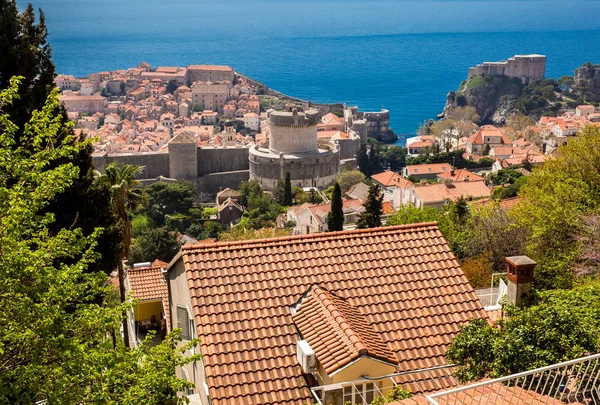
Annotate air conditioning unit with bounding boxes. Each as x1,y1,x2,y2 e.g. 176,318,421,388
297,340,316,373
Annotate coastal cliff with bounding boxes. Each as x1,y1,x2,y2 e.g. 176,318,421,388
440,75,524,124
440,62,600,124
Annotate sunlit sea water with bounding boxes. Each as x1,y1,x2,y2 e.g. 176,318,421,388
20,0,600,144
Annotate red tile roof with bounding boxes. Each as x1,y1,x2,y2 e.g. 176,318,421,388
176,223,487,404
390,383,583,405
405,163,452,176
467,125,511,145
372,170,414,188
437,169,485,183
292,285,398,374
127,259,170,327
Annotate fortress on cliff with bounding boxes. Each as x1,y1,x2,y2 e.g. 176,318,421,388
468,54,546,84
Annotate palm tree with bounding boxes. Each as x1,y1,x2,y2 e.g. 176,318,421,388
95,163,145,348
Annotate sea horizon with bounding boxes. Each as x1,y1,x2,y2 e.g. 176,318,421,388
21,0,600,142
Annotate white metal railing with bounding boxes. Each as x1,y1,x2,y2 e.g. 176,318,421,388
426,353,600,405
311,365,457,405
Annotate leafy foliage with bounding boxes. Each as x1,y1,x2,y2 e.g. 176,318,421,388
448,282,600,382
357,184,383,229
511,125,600,289
129,227,181,264
370,385,412,405
338,169,365,194
0,78,198,404
1,1,121,276
407,150,494,170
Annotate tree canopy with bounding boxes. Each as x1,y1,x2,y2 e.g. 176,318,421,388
510,125,600,289
447,281,600,382
0,78,197,404
357,184,383,229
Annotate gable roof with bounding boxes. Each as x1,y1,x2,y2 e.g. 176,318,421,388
437,168,485,183
127,259,170,327
346,182,370,202
174,223,487,404
292,285,398,374
405,163,452,176
372,171,414,188
467,125,511,145
414,181,490,204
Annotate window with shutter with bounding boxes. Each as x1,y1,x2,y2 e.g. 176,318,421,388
177,306,191,340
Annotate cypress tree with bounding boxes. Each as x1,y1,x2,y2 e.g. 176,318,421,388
327,182,344,231
357,144,371,177
283,171,293,206
357,184,383,229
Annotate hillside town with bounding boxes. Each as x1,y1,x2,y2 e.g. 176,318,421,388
4,2,600,404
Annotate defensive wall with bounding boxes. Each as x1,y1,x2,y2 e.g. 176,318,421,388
92,143,251,195
468,54,546,84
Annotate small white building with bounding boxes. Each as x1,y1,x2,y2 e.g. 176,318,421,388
243,112,260,131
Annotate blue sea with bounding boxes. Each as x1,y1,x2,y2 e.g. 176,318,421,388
19,0,600,143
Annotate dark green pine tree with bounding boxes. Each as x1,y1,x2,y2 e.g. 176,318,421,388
0,1,121,274
283,171,293,206
356,144,372,177
326,182,344,231
357,184,383,229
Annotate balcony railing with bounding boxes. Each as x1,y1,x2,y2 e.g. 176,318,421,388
426,353,600,405
311,364,458,405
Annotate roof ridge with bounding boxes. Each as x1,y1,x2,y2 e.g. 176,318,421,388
181,222,439,251
312,286,369,356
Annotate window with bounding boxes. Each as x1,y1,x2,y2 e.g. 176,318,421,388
343,382,379,404
177,305,192,340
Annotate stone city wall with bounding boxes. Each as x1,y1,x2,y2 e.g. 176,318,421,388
92,151,170,179
197,147,250,176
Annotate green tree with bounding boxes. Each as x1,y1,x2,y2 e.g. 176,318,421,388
447,282,600,382
1,1,121,276
140,181,196,227
95,163,145,347
166,79,178,94
482,143,490,156
357,184,383,229
357,144,372,177
245,195,283,230
201,221,222,240
283,171,293,206
338,170,366,193
466,204,527,271
239,179,263,206
380,145,407,171
327,182,344,232
0,78,198,404
129,227,181,264
511,125,600,289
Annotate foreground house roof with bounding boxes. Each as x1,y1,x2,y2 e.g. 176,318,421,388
126,259,170,327
173,223,486,404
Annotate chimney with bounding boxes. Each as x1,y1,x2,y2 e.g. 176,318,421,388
464,175,470,182
505,256,536,307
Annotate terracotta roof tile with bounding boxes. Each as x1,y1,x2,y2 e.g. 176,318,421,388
293,285,398,374
127,259,170,327
372,170,414,188
176,224,487,404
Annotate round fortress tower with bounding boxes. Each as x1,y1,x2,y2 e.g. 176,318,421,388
268,109,321,154
249,109,339,190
